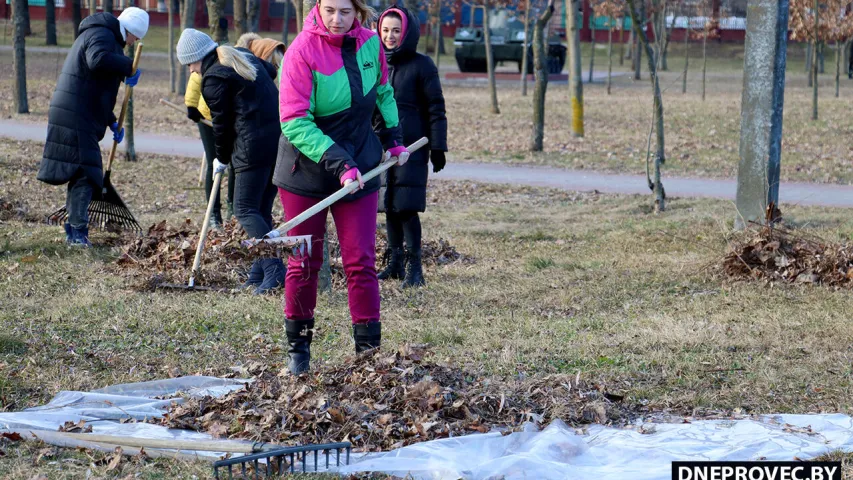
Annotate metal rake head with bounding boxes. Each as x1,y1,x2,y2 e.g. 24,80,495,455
213,442,351,479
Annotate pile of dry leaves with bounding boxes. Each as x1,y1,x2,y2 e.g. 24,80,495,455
157,345,631,452
112,219,293,289
722,225,853,287
112,219,471,290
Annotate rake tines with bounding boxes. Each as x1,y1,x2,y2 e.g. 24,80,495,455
46,181,142,235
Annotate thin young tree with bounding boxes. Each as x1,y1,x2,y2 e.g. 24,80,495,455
483,5,500,114
531,0,555,151
282,0,291,42
248,0,261,32
628,0,666,212
618,11,625,65
593,0,625,94
699,0,720,101
520,0,531,95
73,0,82,38
177,0,197,95
23,0,31,36
790,0,834,120
235,0,247,36
681,7,690,94
822,0,853,97
104,0,113,12
13,0,28,114
294,0,304,31
46,0,57,45
588,10,597,82
169,0,176,92
567,0,583,135
125,43,137,161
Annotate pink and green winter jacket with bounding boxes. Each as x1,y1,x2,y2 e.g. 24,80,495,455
272,5,403,200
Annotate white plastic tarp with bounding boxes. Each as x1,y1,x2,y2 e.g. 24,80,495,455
1,376,852,478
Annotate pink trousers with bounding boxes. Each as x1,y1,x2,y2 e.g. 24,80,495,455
279,189,380,325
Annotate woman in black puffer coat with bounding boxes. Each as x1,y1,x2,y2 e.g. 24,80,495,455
374,5,448,288
176,28,284,294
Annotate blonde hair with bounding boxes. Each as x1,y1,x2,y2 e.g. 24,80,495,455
235,32,262,49
318,0,376,28
216,46,257,82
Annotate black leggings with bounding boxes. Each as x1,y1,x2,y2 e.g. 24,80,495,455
199,123,235,212
385,211,422,252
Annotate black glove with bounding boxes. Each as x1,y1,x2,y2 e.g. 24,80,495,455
187,106,202,123
431,150,446,173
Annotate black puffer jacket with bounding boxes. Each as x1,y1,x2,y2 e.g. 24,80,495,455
201,48,280,173
374,6,447,213
37,13,132,189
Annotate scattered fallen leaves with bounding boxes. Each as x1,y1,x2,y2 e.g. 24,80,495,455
59,420,92,433
1,432,22,442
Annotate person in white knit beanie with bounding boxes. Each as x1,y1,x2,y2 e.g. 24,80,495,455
117,7,149,45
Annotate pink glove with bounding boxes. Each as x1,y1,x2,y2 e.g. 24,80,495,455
387,146,408,157
340,166,359,186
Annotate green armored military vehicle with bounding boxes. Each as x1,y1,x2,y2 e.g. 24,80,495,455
453,8,567,74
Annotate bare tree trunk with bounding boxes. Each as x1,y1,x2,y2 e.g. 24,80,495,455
812,0,818,121
294,0,303,32
207,0,228,43
531,0,555,152
104,0,112,12
836,40,841,98
618,18,625,66
234,0,247,36
633,14,642,80
628,0,665,212
483,6,500,114
13,0,29,114
169,0,176,93
681,20,688,94
434,18,442,67
568,0,583,136
818,41,825,74
248,0,260,32
607,24,613,94
662,10,675,71
588,19,596,83
89,0,96,19
282,0,291,42
178,0,196,95
125,43,137,161
302,0,314,26
46,0,57,45
520,0,530,95
23,0,31,36
806,41,813,87
701,28,707,101
626,23,633,60
73,0,82,39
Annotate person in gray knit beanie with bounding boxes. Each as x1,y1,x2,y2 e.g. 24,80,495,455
177,26,285,295
176,28,218,66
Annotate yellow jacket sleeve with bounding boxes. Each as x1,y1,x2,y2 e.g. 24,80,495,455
185,72,213,121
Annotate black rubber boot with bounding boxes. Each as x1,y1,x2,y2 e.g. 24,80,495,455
286,318,314,374
254,258,285,295
352,322,381,354
378,247,405,280
239,260,264,290
401,249,425,288
209,210,224,231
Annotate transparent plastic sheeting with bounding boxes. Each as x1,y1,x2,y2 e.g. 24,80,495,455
0,376,250,459
2,377,853,478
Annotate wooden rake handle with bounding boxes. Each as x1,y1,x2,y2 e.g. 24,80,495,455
264,137,429,241
188,169,224,287
104,41,144,174
159,98,214,127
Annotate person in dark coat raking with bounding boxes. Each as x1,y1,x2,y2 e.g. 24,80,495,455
176,28,285,294
37,8,149,247
374,6,448,287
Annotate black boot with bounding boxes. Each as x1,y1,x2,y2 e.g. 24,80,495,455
401,249,425,288
353,322,381,353
378,247,405,280
286,318,314,374
254,258,285,295
239,260,264,290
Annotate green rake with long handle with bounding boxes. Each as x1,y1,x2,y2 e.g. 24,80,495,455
48,42,144,235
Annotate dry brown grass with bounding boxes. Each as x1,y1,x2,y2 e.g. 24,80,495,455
4,135,853,476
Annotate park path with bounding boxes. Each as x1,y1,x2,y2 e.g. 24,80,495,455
3,119,853,208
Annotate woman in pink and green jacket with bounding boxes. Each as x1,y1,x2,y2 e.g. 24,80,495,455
273,0,409,374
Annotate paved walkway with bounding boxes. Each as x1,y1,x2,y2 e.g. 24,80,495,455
4,120,852,208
